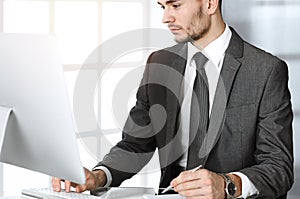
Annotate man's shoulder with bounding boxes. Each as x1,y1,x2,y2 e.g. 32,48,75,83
230,27,284,65
148,43,187,63
242,41,286,67
162,43,186,53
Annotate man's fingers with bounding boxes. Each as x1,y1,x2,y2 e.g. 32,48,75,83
51,168,98,193
65,181,72,192
76,184,88,193
177,187,205,198
52,178,79,192
52,177,62,192
174,178,201,192
171,170,203,187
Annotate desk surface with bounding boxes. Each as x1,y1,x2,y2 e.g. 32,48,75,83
0,190,185,199
0,188,185,199
0,195,185,199
0,197,24,199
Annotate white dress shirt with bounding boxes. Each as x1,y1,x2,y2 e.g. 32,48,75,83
94,25,258,198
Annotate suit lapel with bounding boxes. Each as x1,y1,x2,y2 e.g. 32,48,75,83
216,27,244,118
220,27,244,100
221,54,242,102
200,28,244,165
199,53,241,165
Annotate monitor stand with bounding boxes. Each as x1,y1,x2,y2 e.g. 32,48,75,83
0,106,12,148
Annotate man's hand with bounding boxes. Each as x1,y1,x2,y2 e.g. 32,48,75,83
170,169,226,199
52,167,107,193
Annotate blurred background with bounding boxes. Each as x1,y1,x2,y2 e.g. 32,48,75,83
223,1,300,198
0,0,298,197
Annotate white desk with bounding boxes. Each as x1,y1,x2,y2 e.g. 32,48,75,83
1,195,185,199
0,197,24,199
0,189,185,199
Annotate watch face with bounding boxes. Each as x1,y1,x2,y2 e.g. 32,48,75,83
228,182,236,196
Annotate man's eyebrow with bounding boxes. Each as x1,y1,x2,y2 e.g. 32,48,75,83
157,0,180,6
166,0,180,4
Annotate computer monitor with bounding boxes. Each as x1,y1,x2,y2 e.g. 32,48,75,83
0,33,85,184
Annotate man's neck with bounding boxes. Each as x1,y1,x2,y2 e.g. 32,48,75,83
192,19,226,50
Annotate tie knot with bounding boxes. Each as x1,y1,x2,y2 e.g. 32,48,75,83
193,52,208,70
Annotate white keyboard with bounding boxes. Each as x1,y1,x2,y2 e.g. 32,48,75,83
22,187,156,199
22,188,100,199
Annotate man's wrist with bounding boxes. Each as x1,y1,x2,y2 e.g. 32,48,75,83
92,169,107,188
92,166,112,187
219,173,242,198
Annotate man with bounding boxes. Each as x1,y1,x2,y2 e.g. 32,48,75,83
53,0,294,198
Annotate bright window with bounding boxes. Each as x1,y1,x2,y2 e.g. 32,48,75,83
102,2,143,41
3,0,49,33
0,0,162,195
54,1,98,64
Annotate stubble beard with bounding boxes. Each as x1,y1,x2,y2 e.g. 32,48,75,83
174,7,210,44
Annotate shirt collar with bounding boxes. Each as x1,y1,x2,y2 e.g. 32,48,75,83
187,24,232,68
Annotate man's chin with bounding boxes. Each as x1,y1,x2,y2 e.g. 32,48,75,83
174,35,191,44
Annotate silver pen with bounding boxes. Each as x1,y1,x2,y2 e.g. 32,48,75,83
161,165,203,194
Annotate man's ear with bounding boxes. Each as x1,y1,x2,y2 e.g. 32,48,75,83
207,0,219,15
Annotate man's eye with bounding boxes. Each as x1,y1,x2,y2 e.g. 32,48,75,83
172,4,181,8
160,5,165,9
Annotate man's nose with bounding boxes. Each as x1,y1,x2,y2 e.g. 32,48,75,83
162,9,175,24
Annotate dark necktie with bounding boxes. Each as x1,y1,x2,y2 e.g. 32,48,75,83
186,52,209,170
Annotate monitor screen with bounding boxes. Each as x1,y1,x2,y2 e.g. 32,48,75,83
0,33,85,184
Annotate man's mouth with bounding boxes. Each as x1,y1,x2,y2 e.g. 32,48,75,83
168,24,182,32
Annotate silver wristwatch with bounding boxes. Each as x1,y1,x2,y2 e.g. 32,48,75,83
219,173,236,199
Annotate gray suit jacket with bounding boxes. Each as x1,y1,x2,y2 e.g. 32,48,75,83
96,28,293,198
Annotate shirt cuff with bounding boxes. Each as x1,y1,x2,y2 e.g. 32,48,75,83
93,166,112,187
232,172,259,198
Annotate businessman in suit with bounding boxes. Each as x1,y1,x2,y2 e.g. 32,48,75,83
53,0,293,198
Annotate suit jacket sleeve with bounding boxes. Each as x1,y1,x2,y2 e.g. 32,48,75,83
94,52,158,186
239,59,293,198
